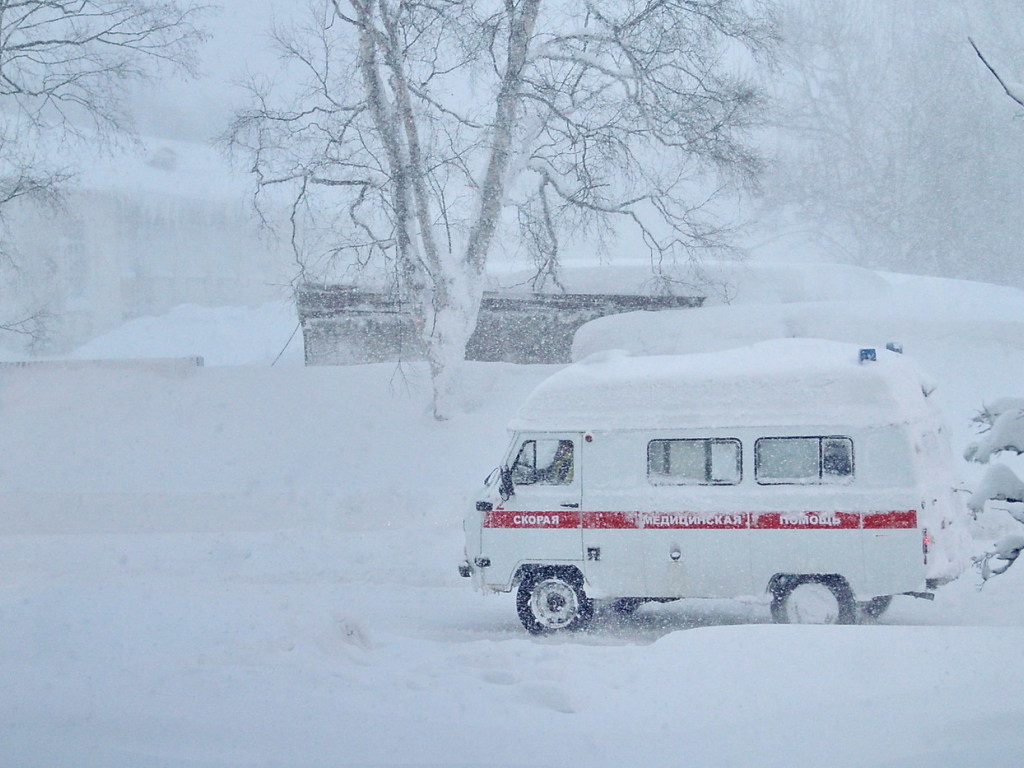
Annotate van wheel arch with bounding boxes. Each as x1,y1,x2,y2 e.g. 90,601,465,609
859,595,893,621
610,597,646,615
769,573,856,625
513,563,586,591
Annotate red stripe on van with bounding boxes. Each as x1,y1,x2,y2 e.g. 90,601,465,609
484,510,917,530
862,510,918,529
586,511,636,529
584,511,750,529
483,510,580,529
750,512,861,530
635,512,749,529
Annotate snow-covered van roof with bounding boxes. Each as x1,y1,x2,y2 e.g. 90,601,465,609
509,338,937,432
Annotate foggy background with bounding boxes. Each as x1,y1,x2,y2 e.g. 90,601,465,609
3,0,1023,355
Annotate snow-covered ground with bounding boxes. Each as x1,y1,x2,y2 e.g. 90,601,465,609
3,263,1024,767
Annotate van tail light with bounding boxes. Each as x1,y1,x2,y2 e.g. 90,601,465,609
922,528,931,564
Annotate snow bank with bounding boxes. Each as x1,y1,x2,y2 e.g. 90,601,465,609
3,265,1024,767
68,301,304,367
572,278,1024,364
0,358,551,533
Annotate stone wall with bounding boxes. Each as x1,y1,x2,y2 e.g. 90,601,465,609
297,285,704,365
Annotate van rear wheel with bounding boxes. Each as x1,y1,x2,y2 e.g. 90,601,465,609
770,576,856,625
517,568,593,634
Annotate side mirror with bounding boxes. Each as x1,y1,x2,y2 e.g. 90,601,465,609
499,465,515,500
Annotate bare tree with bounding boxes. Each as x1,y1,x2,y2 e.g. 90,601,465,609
970,37,1024,109
0,0,208,342
227,0,777,418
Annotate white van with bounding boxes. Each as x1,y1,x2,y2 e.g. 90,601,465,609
459,339,967,633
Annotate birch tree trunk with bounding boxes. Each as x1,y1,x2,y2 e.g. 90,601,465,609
425,0,540,418
347,0,540,418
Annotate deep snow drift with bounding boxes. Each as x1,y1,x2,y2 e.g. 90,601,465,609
2,263,1024,767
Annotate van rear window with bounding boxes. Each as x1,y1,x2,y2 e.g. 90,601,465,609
647,439,742,485
755,436,853,484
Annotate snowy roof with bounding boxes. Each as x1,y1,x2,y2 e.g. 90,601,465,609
487,259,890,303
74,136,251,203
509,338,936,432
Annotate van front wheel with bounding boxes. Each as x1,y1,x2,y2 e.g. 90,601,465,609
517,568,593,634
770,575,856,625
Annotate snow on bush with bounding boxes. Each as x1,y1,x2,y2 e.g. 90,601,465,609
964,398,1024,463
965,398,1024,581
967,464,1024,516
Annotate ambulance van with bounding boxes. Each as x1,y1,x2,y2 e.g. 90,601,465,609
459,339,967,633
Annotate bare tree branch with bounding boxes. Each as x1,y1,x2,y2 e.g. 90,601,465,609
227,0,777,417
969,37,1024,109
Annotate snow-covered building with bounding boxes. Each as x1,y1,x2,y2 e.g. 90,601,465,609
0,139,291,354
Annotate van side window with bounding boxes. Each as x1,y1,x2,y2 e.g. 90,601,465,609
822,437,853,477
647,439,742,485
512,439,574,485
755,436,854,484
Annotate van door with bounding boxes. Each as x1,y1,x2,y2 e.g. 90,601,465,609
482,434,583,585
580,432,648,599
642,437,751,598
